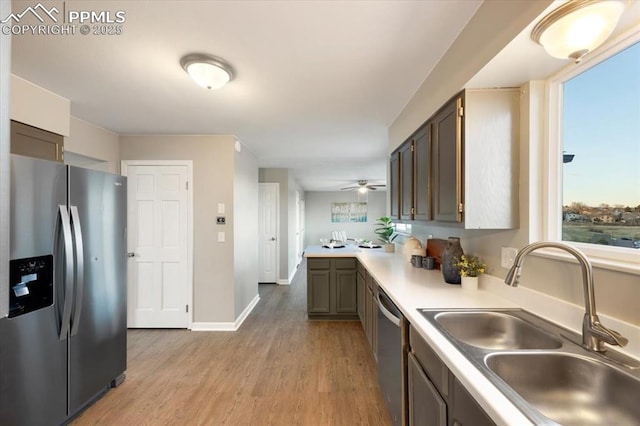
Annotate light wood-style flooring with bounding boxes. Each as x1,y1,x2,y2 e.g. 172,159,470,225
72,261,391,425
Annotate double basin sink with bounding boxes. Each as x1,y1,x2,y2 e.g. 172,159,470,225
419,309,640,425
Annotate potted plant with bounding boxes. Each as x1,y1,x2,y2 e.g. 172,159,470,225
454,255,486,290
374,216,397,253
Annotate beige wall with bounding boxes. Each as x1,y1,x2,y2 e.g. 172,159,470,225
65,117,120,174
10,75,70,136
389,0,551,151
233,142,259,316
120,135,247,323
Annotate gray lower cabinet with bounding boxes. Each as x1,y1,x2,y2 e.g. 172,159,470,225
408,352,447,426
307,257,358,319
357,263,365,324
357,263,377,358
408,325,495,426
449,377,495,426
364,271,378,356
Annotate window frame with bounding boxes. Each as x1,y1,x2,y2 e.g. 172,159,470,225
539,27,640,274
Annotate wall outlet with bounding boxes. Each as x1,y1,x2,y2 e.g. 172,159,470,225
501,247,518,268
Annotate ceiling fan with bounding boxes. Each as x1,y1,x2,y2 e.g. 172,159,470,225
340,180,386,193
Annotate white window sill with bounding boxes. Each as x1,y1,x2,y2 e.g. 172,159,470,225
531,244,640,276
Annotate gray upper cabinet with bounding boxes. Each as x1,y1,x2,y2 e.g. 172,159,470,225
399,141,414,221
390,88,519,229
432,95,461,223
389,151,400,220
11,120,64,163
413,125,432,221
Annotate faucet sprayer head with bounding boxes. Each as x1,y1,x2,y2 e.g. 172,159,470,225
504,265,521,287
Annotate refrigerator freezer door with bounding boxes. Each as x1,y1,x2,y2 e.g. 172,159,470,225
67,166,127,414
0,155,68,425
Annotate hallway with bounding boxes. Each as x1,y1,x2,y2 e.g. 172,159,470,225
72,261,390,425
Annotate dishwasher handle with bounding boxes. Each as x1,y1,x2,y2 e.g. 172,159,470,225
377,290,402,327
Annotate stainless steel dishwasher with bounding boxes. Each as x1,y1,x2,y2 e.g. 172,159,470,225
376,287,403,426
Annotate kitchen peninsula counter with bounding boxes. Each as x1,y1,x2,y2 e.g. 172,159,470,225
304,245,640,426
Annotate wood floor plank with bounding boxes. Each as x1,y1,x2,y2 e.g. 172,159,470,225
71,261,391,425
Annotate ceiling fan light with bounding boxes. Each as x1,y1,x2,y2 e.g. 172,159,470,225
532,0,625,63
358,186,368,194
180,54,234,89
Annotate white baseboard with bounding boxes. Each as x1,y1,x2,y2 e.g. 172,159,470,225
191,294,260,331
278,266,299,286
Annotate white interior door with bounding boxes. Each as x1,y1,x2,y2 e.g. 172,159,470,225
295,191,301,264
126,164,190,328
298,198,305,258
259,183,278,283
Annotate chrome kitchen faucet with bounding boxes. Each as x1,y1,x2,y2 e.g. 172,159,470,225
505,242,628,353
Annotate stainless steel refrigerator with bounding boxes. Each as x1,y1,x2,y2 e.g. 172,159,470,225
0,154,127,425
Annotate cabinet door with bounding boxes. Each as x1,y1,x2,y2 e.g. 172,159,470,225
364,272,378,356
11,120,64,163
413,125,432,221
399,141,414,220
307,270,331,313
370,279,378,357
389,151,400,220
408,352,447,426
432,95,463,223
450,377,495,426
365,283,374,349
335,270,357,313
357,271,365,325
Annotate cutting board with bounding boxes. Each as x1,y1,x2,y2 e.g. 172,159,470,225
426,239,447,270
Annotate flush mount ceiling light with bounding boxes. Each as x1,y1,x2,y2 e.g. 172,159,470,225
531,0,626,63
180,54,234,89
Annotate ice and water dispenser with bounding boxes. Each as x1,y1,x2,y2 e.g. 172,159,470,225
8,255,53,318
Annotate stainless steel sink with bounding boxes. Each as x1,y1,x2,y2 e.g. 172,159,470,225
433,311,562,350
486,352,640,425
418,308,640,425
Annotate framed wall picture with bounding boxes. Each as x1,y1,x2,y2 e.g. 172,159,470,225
331,202,367,223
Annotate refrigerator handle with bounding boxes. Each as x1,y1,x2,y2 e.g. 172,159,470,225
57,205,74,341
70,206,85,336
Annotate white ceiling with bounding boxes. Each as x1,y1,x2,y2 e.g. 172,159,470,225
11,1,639,191
467,1,640,89
10,0,483,191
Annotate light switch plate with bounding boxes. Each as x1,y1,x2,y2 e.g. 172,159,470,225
218,231,225,243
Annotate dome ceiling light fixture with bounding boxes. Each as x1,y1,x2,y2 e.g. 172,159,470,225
180,53,234,90
531,0,626,63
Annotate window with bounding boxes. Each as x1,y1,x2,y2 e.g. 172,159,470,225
561,42,640,250
544,32,640,271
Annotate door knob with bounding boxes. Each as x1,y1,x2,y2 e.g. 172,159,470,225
270,237,277,241
127,252,136,258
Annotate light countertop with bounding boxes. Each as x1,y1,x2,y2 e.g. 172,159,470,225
304,245,640,426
